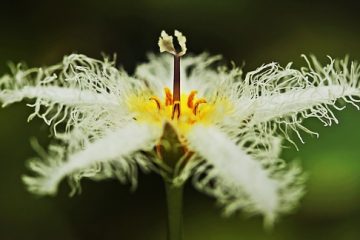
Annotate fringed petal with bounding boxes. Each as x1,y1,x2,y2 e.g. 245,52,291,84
252,85,359,124
243,56,360,127
0,54,141,136
219,56,360,145
186,124,305,226
23,122,162,195
1,86,120,107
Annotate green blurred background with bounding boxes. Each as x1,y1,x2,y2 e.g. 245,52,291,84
0,0,359,239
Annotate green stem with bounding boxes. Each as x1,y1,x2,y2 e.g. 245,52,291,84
165,181,184,240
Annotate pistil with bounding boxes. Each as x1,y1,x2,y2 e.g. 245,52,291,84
158,30,187,120
172,55,181,119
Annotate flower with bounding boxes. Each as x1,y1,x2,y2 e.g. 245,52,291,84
1,30,360,226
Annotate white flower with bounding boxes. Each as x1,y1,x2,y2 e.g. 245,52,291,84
1,30,360,225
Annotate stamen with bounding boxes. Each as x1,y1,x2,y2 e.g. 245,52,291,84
187,90,198,108
164,87,173,106
149,96,162,110
193,99,207,115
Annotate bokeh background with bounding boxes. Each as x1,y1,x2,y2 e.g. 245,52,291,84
0,0,360,239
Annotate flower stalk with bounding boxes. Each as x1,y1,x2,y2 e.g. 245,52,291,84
165,181,184,240
157,123,187,240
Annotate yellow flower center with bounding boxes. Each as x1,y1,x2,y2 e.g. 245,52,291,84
127,87,233,136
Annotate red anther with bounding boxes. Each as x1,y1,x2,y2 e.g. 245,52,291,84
187,90,198,109
149,96,162,110
193,99,207,115
164,87,173,106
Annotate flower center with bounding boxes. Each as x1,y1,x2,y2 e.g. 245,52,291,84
127,88,212,135
150,88,208,121
150,87,208,120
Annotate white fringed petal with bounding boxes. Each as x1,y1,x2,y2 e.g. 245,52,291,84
187,125,278,218
23,122,162,195
135,53,173,96
0,54,138,137
224,56,360,144
1,86,120,107
186,124,304,224
252,85,360,124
